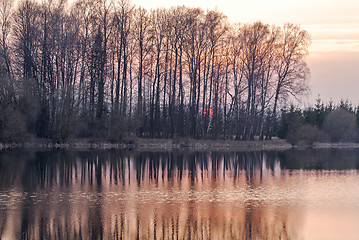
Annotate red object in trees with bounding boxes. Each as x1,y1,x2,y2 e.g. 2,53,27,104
204,108,214,117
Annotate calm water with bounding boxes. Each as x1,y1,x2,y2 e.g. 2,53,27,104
0,149,359,239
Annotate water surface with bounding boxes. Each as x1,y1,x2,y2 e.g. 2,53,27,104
0,149,359,239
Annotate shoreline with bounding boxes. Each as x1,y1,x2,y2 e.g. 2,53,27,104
0,138,291,151
1,138,359,151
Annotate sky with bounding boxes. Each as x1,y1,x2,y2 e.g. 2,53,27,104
131,0,359,106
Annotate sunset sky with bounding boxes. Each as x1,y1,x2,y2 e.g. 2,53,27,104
132,0,359,105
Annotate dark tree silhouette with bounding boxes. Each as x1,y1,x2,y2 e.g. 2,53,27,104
0,0,312,142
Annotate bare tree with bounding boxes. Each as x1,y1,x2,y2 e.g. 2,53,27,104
0,0,15,106
266,24,310,139
132,7,149,136
239,22,272,140
0,0,12,76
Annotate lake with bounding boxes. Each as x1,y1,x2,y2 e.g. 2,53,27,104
0,149,359,239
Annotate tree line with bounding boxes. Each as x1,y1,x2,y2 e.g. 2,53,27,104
0,0,310,142
279,99,359,145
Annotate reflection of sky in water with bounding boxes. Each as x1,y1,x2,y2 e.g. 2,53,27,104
0,150,359,239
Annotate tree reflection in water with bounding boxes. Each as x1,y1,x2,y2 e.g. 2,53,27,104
0,149,359,239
